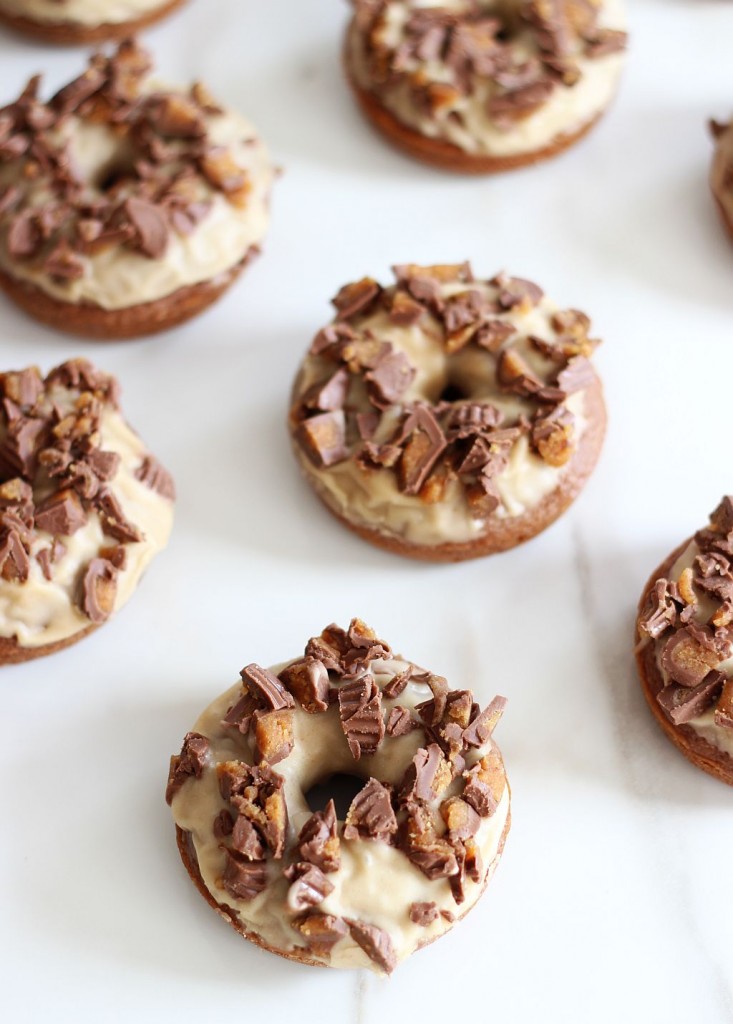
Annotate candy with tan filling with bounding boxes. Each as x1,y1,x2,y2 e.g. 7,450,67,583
166,619,511,974
0,358,174,664
289,263,606,561
344,0,628,173
635,496,733,786
0,39,274,339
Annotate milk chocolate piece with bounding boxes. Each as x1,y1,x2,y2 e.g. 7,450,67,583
241,663,296,711
221,850,268,901
34,488,87,536
166,731,209,804
346,920,397,975
292,912,348,958
284,862,334,911
338,675,385,759
80,557,117,623
279,657,329,713
344,778,397,841
297,800,340,872
409,902,439,926
656,672,725,726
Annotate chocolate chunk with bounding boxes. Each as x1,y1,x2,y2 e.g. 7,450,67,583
710,496,733,536
338,675,385,759
531,406,575,467
34,488,87,536
230,816,266,860
303,368,350,413
222,691,260,734
584,29,628,58
389,289,425,325
493,273,544,309
199,148,249,200
462,749,505,817
399,744,452,804
298,800,340,873
386,706,419,737
344,778,397,841
346,920,397,975
0,528,30,582
306,623,350,673
555,355,594,394
221,850,268,901
165,731,209,804
638,579,680,640
415,674,450,727
217,761,288,859
44,241,84,281
475,319,516,353
356,411,379,441
80,557,118,623
365,350,416,407
95,490,143,543
284,862,334,912
0,415,45,477
332,277,382,321
660,628,722,688
292,912,348,958
296,410,349,468
51,67,105,115
440,796,480,840
123,197,169,259
7,212,42,259
383,664,413,698
462,695,507,748
253,708,295,765
134,455,175,499
2,367,42,409
342,617,392,673
397,405,447,495
241,663,295,711
715,679,733,730
213,809,234,839
657,671,725,726
409,902,439,926
86,449,121,483
147,93,206,137
496,348,544,397
279,657,329,713
400,804,459,880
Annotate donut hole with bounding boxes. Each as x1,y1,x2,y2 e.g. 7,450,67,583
305,773,365,820
95,155,139,193
438,381,470,404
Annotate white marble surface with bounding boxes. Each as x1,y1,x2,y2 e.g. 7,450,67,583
0,1,732,1021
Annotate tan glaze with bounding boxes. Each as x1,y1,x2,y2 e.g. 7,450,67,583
0,0,183,42
291,375,606,563
346,65,606,175
0,623,96,666
635,542,733,787
175,804,512,969
0,248,255,341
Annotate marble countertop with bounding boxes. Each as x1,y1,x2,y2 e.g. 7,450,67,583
0,1,731,1021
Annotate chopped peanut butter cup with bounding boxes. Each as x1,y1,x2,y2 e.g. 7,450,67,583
344,0,628,173
635,497,733,786
0,358,174,664
289,263,606,561
167,620,511,974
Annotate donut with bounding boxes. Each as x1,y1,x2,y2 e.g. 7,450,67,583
344,0,628,173
0,0,183,43
0,358,174,664
0,39,275,339
635,497,733,787
288,263,606,562
710,117,733,243
166,619,511,974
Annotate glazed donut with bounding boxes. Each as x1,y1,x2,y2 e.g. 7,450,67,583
0,0,183,44
344,0,628,173
288,263,606,562
166,619,510,975
635,497,733,787
0,358,174,664
0,40,274,339
710,117,733,243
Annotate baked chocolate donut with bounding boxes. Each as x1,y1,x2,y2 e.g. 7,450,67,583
289,263,606,561
0,358,174,664
0,0,184,45
344,0,628,173
167,620,510,974
0,40,274,339
635,497,733,786
710,117,733,243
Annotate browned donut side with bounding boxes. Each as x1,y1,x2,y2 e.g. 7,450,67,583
711,191,733,245
0,247,257,340
0,0,184,44
344,48,606,175
174,797,511,967
291,374,606,563
635,542,733,786
0,623,96,666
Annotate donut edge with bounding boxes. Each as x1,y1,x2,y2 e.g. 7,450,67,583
289,373,607,563
343,32,611,175
634,541,733,787
0,622,97,666
0,246,258,340
0,0,184,44
173,791,511,971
